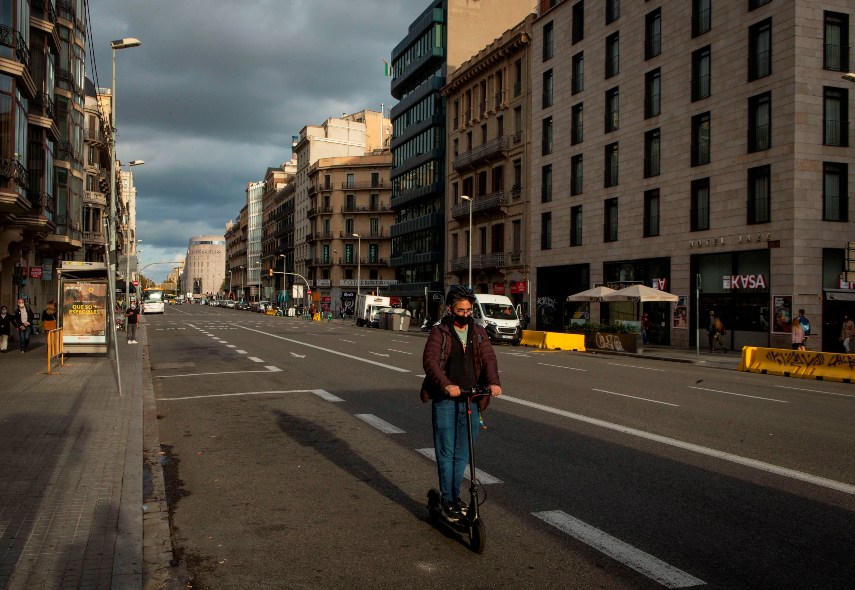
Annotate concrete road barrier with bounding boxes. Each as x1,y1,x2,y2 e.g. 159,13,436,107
520,330,585,351
739,346,855,382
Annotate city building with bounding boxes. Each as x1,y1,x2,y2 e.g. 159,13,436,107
182,235,225,298
528,0,854,351
246,180,264,299
1,0,90,309
225,206,247,300
82,80,111,265
388,0,536,319
291,109,392,307
443,14,534,315
261,148,297,302
306,152,396,314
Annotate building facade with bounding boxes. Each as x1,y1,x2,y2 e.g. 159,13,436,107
528,0,854,351
443,15,534,313
388,0,537,319
182,235,225,298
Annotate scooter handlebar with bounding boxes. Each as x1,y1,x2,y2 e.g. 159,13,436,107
457,386,495,397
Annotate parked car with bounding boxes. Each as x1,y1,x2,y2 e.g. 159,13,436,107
225,300,236,308
251,300,271,313
235,300,251,311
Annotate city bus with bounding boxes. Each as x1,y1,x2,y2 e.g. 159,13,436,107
141,288,165,314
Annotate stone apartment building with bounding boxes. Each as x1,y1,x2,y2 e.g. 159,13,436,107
443,14,535,314
528,0,854,351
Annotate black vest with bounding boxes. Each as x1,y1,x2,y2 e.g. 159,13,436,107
447,328,477,389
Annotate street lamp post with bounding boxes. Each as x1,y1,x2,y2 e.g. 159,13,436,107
460,195,473,288
277,255,310,312
353,233,361,316
842,73,855,84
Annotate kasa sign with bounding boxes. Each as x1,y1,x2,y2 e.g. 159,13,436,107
723,274,767,289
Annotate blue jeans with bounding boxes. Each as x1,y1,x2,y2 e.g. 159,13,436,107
18,326,31,351
432,398,479,504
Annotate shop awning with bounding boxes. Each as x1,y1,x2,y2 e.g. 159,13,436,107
825,289,855,301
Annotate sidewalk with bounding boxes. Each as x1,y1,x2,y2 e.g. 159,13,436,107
0,324,180,590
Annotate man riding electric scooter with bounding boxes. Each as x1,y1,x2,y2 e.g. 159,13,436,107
420,285,502,550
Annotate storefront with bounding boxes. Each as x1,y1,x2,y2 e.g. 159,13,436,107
601,257,671,345
536,264,590,331
691,250,770,350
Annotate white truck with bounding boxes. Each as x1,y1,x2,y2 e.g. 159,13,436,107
472,294,522,345
355,294,391,327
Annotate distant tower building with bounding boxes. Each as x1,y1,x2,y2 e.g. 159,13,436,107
183,236,226,297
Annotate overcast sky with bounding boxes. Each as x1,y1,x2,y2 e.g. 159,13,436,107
89,0,427,283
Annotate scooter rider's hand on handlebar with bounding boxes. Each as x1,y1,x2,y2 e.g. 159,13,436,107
444,384,461,398
489,384,502,397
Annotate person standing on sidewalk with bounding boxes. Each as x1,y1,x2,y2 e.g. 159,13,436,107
125,303,140,343
13,298,34,353
796,309,811,348
641,313,651,345
0,305,12,352
839,314,855,353
41,300,58,333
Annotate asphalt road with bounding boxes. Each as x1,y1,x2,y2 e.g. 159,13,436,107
147,304,855,590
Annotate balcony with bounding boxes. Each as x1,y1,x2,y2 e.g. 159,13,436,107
450,252,506,272
391,181,442,210
389,250,441,267
453,135,510,170
340,203,390,214
84,190,107,207
0,24,31,70
451,191,509,219
83,231,105,244
341,180,387,190
84,128,107,145
390,212,443,238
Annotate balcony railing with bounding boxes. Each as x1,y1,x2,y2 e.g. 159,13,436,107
453,135,510,170
84,129,107,145
341,203,390,213
450,252,507,272
0,24,31,70
84,190,107,206
83,231,105,243
341,180,386,190
451,190,509,219
0,158,29,190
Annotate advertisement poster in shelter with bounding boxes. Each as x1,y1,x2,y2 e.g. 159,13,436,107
772,295,792,334
62,281,107,344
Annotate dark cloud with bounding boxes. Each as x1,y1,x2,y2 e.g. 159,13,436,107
89,0,425,280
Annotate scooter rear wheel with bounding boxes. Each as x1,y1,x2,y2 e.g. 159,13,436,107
470,517,486,554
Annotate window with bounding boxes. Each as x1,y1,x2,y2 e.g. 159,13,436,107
692,46,711,101
606,0,619,24
514,59,522,97
605,88,619,132
644,128,661,178
543,69,553,108
644,189,660,237
824,87,849,147
645,8,661,60
369,243,379,263
542,164,552,203
605,142,619,188
824,12,850,72
749,0,771,9
543,21,554,61
645,68,661,118
572,1,585,44
748,18,772,80
542,116,553,155
513,159,522,194
748,165,771,224
345,218,355,235
371,172,380,187
571,154,583,196
571,102,584,145
541,212,552,250
345,243,354,263
514,106,522,134
691,178,710,231
693,0,711,37
345,173,355,188
570,205,583,246
604,198,618,242
692,112,711,166
823,162,848,221
605,32,619,78
572,52,584,94
512,220,521,252
748,92,771,152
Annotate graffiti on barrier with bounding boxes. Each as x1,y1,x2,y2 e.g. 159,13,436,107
827,354,855,369
764,349,855,371
595,332,625,352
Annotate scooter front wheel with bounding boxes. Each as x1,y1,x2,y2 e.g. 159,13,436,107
469,517,486,554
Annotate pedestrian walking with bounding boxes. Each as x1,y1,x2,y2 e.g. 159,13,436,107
125,303,140,344
708,311,727,352
0,305,13,352
792,320,805,351
839,314,855,353
420,285,502,521
13,298,34,353
641,313,651,345
796,309,811,349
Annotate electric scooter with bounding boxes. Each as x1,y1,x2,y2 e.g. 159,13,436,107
427,386,491,554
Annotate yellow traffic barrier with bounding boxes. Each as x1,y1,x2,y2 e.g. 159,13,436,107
739,346,855,382
46,328,66,375
520,330,547,348
542,332,586,351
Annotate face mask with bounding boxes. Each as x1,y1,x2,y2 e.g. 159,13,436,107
130,306,136,310
18,303,24,308
452,312,469,328
0,309,6,315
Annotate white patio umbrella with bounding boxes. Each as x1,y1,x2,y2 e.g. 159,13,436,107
601,284,679,302
566,286,616,302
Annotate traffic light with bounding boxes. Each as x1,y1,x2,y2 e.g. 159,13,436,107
268,268,274,277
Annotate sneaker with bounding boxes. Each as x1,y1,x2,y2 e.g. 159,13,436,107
441,501,462,522
455,498,468,516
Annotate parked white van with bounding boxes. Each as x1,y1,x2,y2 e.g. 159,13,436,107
472,294,522,345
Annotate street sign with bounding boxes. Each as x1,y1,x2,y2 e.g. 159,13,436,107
132,280,139,286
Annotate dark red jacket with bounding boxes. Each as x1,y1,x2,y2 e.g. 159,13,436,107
421,316,500,409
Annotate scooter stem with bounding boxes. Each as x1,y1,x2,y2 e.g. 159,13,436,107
465,396,480,519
